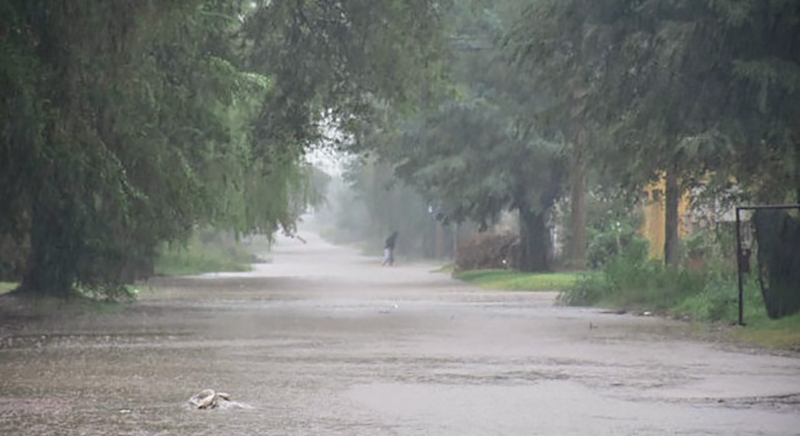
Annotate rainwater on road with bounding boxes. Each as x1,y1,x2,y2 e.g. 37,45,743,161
1,233,799,435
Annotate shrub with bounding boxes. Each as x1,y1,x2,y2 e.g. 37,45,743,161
557,271,611,306
671,269,767,323
559,250,770,325
560,245,707,312
559,238,650,306
455,232,519,271
155,231,258,276
586,225,649,269
77,283,140,302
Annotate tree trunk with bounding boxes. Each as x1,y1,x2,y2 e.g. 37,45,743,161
794,137,800,203
568,139,587,269
452,223,459,260
664,164,681,269
20,199,79,299
566,88,589,269
435,220,444,259
518,208,549,272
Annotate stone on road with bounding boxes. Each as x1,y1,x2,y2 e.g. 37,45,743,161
0,233,798,435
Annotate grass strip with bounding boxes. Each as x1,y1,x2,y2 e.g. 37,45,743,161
0,282,18,295
559,258,800,351
454,269,584,292
155,237,257,276
729,313,800,351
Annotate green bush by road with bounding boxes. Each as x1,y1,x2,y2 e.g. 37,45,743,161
155,234,260,276
453,255,800,351
558,256,800,351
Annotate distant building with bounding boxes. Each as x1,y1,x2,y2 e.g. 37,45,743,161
641,176,690,260
641,174,736,260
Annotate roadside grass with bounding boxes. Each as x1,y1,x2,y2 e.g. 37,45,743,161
155,236,258,276
728,312,800,351
0,282,18,295
454,269,584,291
559,257,800,351
0,293,133,317
672,281,800,351
0,282,135,316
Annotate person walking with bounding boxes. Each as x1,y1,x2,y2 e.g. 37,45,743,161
382,231,398,266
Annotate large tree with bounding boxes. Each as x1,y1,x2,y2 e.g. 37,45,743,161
1,1,252,297
392,100,566,271
508,0,799,268
0,0,448,298
713,0,800,203
241,0,447,155
367,0,569,272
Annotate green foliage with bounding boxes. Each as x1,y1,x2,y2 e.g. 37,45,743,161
0,0,447,299
561,259,699,310
561,251,663,308
337,0,571,271
559,253,776,327
670,272,760,324
587,229,650,270
386,95,566,271
509,0,800,203
583,191,648,268
320,157,441,258
395,100,566,223
155,232,258,277
76,284,141,303
507,0,800,271
242,0,448,154
0,0,262,297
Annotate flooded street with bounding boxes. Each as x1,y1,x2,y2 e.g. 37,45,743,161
1,233,799,435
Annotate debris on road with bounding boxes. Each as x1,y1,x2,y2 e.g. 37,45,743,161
188,389,251,410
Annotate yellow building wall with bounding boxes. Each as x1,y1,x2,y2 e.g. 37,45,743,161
641,176,690,260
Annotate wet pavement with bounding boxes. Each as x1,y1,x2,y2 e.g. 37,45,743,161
1,233,799,435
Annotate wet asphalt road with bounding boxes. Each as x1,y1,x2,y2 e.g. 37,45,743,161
1,233,799,435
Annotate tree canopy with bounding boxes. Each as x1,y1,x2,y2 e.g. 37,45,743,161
507,0,800,266
2,0,798,295
0,0,447,297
